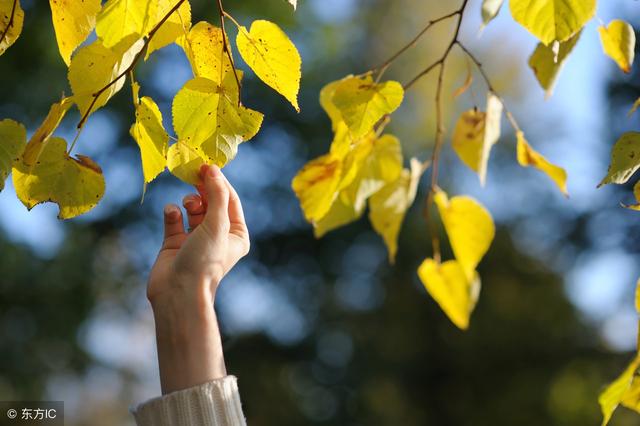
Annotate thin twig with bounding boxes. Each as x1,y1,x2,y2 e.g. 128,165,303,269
216,0,242,104
373,9,462,81
0,0,18,48
76,0,187,130
455,41,521,132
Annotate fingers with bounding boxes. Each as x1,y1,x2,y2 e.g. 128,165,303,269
225,177,247,234
199,165,230,232
183,193,205,231
162,204,185,250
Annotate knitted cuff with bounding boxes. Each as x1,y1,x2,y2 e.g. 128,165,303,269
132,376,246,426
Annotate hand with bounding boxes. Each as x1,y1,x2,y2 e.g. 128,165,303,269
148,165,249,394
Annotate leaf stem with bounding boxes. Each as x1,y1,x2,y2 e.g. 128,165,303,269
216,0,242,105
76,0,187,130
0,0,17,48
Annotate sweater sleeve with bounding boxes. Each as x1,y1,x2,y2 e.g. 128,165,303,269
131,376,247,426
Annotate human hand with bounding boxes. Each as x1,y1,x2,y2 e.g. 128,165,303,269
147,164,249,394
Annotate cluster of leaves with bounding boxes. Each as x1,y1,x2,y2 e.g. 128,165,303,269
0,0,300,218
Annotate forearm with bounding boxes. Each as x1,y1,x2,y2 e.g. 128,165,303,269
152,284,226,395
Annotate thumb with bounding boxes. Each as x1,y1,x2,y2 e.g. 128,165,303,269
200,165,230,232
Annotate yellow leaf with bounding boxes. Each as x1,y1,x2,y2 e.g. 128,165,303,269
69,36,144,119
168,75,263,184
178,21,232,84
292,153,343,223
528,31,581,98
510,0,595,45
320,78,346,131
172,77,221,146
341,134,403,212
23,98,74,166
49,0,101,65
452,92,503,185
166,140,206,185
0,119,26,190
434,189,495,280
622,181,640,211
629,98,640,117
130,91,169,185
332,75,404,140
636,278,640,315
96,0,155,48
146,0,191,59
481,0,504,27
0,0,24,55
599,20,636,74
313,196,363,238
12,137,105,219
369,158,425,263
598,132,640,187
236,20,301,111
621,376,640,414
418,258,481,330
516,131,568,196
599,355,640,426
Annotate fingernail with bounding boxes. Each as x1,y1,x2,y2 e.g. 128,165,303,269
164,204,179,218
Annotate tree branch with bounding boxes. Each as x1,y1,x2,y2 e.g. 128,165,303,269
76,0,187,129
0,0,18,48
216,0,242,104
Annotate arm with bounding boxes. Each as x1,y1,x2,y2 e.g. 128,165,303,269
132,165,249,425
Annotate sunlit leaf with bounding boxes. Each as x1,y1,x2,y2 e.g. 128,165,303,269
599,20,636,74
12,137,105,219
510,0,595,45
130,86,168,185
69,36,144,119
49,0,101,65
369,158,425,263
146,0,191,59
236,19,301,111
313,196,363,238
599,355,640,426
452,92,503,185
0,0,24,55
622,181,640,211
177,21,233,84
598,132,640,187
434,189,495,280
172,77,221,146
629,98,640,117
0,119,26,190
516,131,568,196
332,75,404,140
22,98,74,167
418,258,481,330
529,31,581,98
166,140,206,185
96,0,155,48
292,153,343,223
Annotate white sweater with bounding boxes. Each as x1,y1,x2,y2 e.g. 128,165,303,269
132,376,246,426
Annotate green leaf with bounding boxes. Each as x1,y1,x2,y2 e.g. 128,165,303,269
0,119,26,191
12,137,105,219
236,20,302,111
528,31,581,98
332,75,404,140
510,0,595,45
598,132,640,187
